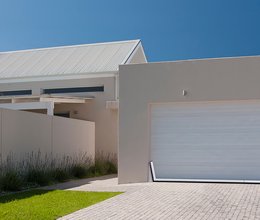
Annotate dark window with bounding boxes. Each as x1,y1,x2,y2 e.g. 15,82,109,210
43,86,104,94
0,90,32,96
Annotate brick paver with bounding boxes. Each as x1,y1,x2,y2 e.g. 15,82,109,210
57,176,260,220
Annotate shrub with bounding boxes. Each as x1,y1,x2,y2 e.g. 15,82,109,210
95,152,117,176
26,169,51,186
52,168,71,182
87,165,96,176
94,160,108,176
1,171,23,191
106,161,117,174
71,165,89,178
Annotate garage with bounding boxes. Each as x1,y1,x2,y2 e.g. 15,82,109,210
119,56,260,184
151,101,260,182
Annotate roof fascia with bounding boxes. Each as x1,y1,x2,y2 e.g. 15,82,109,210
0,71,117,84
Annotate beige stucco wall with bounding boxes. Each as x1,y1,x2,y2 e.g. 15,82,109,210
118,56,260,184
0,108,95,162
2,109,52,159
52,114,95,156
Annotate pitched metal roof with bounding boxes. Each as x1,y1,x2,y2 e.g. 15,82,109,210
0,40,140,80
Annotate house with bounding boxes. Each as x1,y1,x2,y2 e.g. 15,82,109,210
118,55,260,184
3,39,260,185
0,40,147,156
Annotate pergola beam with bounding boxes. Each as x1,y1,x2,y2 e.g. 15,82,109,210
0,95,93,104
40,97,86,104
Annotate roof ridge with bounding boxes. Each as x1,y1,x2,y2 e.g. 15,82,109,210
0,39,140,54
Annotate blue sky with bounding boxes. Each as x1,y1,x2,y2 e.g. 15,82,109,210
0,0,259,62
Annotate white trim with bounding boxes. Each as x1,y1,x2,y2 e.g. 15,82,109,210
149,161,260,184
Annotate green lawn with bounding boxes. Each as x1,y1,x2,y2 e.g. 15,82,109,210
0,189,121,220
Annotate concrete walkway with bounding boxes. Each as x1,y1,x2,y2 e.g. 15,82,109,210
49,175,260,220
43,174,146,193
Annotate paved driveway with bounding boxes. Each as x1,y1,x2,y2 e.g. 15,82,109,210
54,176,260,220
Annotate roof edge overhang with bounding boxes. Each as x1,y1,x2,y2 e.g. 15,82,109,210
0,71,117,84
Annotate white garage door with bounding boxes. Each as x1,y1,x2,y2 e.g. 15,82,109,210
151,101,260,182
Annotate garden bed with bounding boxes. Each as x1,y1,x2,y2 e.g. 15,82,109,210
0,151,117,193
